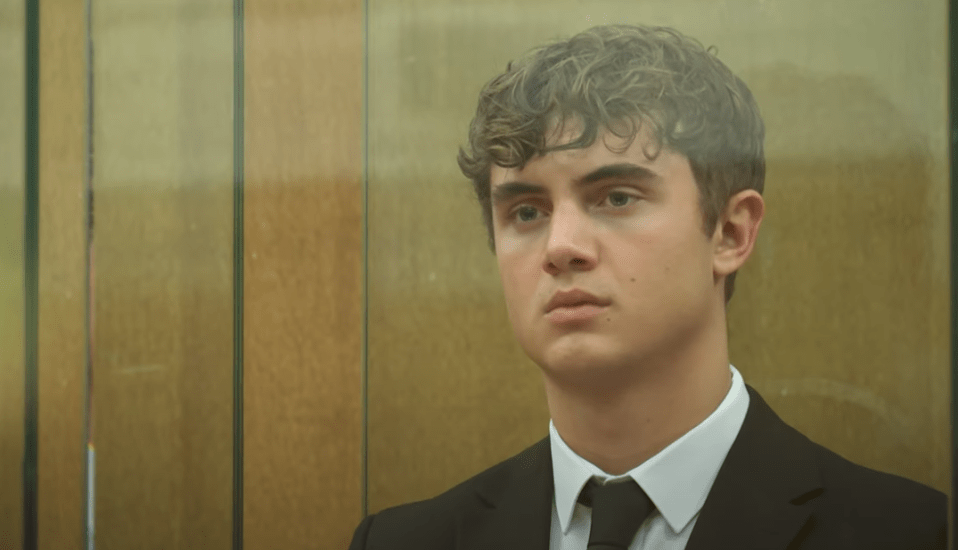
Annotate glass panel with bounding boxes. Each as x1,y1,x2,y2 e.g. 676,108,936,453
37,0,89,546
365,0,950,515
0,0,25,545
88,0,235,547
240,2,364,549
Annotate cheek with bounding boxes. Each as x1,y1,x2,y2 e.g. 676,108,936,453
497,251,537,312
494,229,524,256
661,228,714,295
615,224,697,288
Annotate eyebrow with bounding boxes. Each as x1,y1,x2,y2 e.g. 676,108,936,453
490,163,659,206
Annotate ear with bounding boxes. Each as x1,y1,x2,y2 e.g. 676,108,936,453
712,190,765,279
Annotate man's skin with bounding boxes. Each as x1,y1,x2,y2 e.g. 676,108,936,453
489,118,765,476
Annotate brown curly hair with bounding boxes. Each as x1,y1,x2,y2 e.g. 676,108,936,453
457,24,765,305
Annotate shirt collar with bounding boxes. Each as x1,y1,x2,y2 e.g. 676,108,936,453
550,364,750,535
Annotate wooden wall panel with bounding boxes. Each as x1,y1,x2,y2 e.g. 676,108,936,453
243,0,363,548
37,0,87,548
366,0,951,516
0,0,25,546
1,1,88,548
90,2,234,549
733,61,950,491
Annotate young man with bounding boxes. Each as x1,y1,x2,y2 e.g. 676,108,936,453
349,24,947,549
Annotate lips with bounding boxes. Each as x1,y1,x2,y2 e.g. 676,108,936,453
544,289,611,313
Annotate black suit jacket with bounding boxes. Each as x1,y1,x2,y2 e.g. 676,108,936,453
349,385,947,549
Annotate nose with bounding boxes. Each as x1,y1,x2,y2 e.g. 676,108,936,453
544,201,598,274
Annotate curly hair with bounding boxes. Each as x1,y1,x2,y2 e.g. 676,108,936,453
457,24,765,305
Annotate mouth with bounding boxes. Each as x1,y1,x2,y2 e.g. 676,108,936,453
544,289,611,314
543,288,611,325
545,302,608,325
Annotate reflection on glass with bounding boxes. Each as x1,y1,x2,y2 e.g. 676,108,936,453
87,1,235,548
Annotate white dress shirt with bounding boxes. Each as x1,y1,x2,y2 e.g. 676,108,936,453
548,364,750,550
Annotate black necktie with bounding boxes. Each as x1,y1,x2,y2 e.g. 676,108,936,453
577,478,655,550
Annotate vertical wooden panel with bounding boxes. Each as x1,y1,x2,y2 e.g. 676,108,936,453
91,2,234,549
366,0,950,516
0,0,25,546
244,0,363,548
37,0,86,547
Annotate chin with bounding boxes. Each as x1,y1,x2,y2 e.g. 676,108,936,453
538,342,619,375
537,358,635,397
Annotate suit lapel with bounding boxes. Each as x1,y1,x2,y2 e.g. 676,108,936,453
685,384,825,550
453,385,826,550
456,437,554,550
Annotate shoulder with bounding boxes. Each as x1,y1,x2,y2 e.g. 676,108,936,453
739,387,946,547
746,385,945,515
811,437,944,505
797,431,947,547
348,438,547,550
349,471,487,549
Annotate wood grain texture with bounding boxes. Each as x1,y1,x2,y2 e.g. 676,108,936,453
365,0,950,516
0,0,25,545
90,2,234,548
734,61,950,491
36,0,87,548
243,0,363,548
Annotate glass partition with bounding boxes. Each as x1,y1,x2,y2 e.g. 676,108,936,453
87,1,237,547
10,0,366,546
0,0,26,545
3,0,952,547
365,0,951,514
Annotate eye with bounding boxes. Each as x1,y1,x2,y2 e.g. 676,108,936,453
603,190,638,208
511,205,544,223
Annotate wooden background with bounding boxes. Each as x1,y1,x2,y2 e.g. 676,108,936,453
0,0,950,549
0,0,26,546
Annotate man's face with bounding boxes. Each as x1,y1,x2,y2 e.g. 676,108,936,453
490,122,726,386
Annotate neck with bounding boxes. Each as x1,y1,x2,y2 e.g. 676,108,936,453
543,313,732,476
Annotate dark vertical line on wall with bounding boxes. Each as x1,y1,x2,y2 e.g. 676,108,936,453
361,0,370,521
950,1,958,546
232,0,245,547
81,0,95,546
22,0,40,548
946,14,958,546
21,0,40,546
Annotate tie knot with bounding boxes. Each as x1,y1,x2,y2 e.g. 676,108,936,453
578,478,655,550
